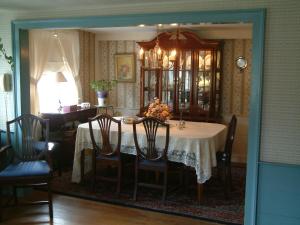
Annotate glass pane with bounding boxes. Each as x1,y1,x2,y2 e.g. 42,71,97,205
203,71,211,110
199,50,205,71
216,72,220,91
204,51,212,71
197,71,204,106
144,70,156,106
217,50,221,69
178,70,191,108
162,70,174,108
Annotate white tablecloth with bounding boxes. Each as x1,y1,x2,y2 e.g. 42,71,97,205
71,118,227,184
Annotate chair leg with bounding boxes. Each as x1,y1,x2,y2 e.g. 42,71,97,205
133,166,138,201
197,184,204,204
13,186,18,205
228,166,233,190
57,150,62,176
47,180,53,220
92,155,96,192
116,162,121,196
224,167,230,198
162,170,168,202
80,150,85,183
0,187,3,222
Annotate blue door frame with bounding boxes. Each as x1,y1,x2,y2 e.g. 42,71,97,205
11,9,265,225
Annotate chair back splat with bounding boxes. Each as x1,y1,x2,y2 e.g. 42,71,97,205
216,114,237,198
223,115,237,164
88,114,121,157
6,114,49,162
133,117,169,161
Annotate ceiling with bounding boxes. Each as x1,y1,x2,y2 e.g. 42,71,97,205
0,0,174,11
0,0,252,39
85,23,253,40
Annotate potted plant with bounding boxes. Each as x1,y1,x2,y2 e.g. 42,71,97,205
90,79,117,106
0,37,14,71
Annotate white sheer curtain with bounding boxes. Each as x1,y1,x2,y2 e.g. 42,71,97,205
29,30,55,115
56,30,82,102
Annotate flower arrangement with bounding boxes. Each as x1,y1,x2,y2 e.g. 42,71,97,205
144,98,171,122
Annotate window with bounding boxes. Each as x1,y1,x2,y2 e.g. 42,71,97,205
37,68,78,113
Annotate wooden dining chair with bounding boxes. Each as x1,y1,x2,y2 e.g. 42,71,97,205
132,117,170,202
216,114,237,197
83,114,122,195
0,114,53,222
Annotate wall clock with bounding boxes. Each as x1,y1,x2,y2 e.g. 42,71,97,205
236,56,248,71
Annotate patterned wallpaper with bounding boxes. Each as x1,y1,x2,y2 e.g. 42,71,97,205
222,39,252,163
79,30,96,105
96,40,141,116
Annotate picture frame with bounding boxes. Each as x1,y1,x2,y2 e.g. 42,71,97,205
115,53,136,83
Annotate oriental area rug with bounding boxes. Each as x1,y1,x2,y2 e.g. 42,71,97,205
48,165,245,225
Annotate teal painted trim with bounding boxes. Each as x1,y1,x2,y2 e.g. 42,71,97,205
11,22,21,117
19,30,30,114
244,9,266,225
11,9,266,225
257,162,300,225
12,9,265,29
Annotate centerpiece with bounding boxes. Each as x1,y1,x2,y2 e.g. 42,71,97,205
144,98,171,122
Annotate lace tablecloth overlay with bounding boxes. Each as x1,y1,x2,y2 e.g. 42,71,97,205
71,118,227,184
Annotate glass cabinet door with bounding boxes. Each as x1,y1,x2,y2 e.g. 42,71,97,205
161,70,174,108
143,70,157,107
178,51,192,109
196,50,212,111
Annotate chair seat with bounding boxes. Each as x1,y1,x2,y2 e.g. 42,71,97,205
96,154,120,161
138,159,167,171
0,160,50,178
33,141,60,152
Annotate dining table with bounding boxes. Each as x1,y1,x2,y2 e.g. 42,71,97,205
71,117,227,202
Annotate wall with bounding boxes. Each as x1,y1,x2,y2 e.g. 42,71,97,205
0,1,300,224
0,10,15,130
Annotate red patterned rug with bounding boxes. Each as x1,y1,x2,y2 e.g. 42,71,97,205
49,165,245,225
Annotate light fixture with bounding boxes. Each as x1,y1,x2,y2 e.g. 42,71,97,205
139,25,163,68
138,25,182,69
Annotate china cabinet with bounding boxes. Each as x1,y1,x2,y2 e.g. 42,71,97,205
137,30,223,122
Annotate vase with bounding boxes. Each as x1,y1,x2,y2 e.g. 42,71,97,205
97,91,108,106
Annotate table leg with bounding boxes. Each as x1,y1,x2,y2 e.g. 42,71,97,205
197,183,204,203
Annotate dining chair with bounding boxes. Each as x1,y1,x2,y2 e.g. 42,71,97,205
216,114,237,197
132,117,170,202
83,114,122,195
0,114,53,221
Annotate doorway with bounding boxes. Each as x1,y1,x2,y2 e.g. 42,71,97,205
12,9,265,225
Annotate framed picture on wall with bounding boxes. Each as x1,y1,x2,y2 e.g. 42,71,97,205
115,53,136,83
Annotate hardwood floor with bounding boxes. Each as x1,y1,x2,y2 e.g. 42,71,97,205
1,191,221,225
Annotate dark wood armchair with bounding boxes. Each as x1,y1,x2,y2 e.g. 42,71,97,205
133,117,170,202
82,114,122,195
0,114,53,221
216,115,237,197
